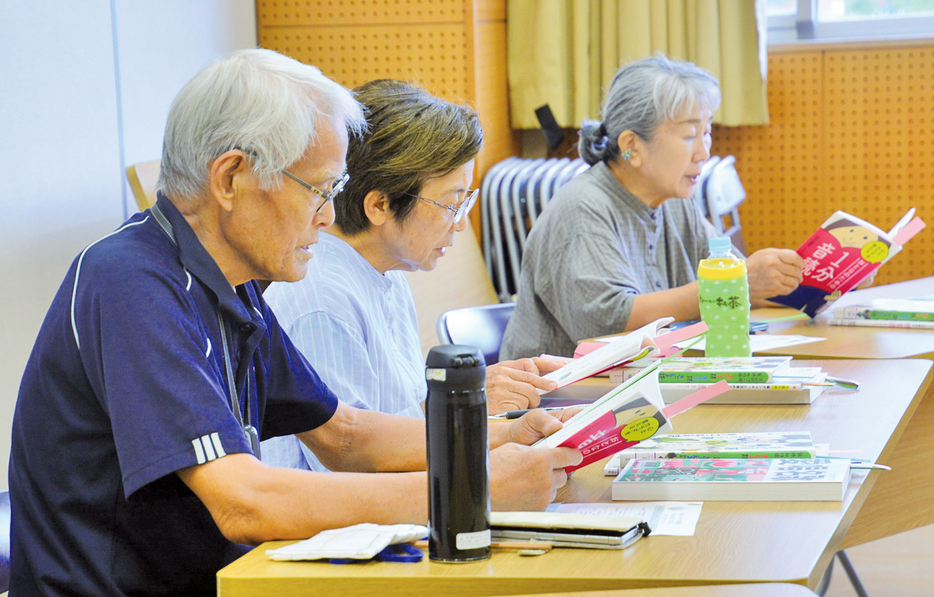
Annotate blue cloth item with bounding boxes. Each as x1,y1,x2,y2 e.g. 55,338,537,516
261,232,426,471
9,194,338,596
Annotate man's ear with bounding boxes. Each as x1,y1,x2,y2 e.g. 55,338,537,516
209,150,253,211
363,190,391,226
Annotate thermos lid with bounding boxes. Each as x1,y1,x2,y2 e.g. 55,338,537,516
425,345,486,390
425,344,486,369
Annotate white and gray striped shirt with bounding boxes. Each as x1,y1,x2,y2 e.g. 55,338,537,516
260,232,426,471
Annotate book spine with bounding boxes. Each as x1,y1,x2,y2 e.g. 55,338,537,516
621,449,817,460
829,318,934,330
657,371,771,384
836,307,934,321
663,381,805,391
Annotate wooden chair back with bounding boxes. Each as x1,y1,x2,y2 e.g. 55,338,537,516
126,159,161,211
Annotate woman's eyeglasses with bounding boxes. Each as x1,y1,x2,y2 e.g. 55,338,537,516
407,189,479,224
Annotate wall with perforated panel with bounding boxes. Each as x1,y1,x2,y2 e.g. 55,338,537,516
256,0,516,237
714,44,934,285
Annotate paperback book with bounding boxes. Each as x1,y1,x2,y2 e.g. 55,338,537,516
828,318,934,330
533,364,730,472
603,431,817,476
545,318,707,391
653,367,828,405
769,209,925,317
611,458,851,501
608,356,793,385
834,297,934,321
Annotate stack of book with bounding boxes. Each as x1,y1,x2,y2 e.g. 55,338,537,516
830,297,934,330
608,357,830,405
607,431,854,501
611,457,851,502
603,431,818,475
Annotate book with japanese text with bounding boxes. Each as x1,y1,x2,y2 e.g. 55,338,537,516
828,318,934,330
612,458,851,501
542,318,707,391
533,364,730,472
608,356,793,385
834,297,934,322
603,431,817,475
657,368,829,405
769,209,924,317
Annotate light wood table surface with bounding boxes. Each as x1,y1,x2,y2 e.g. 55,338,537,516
747,277,934,547
512,585,817,597
752,276,934,361
217,359,930,597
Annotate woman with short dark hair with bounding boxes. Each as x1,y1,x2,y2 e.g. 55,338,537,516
261,80,561,471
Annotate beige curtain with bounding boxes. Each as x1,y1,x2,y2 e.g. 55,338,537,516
507,0,769,129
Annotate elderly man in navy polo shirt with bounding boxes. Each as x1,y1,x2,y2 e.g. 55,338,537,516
9,49,581,596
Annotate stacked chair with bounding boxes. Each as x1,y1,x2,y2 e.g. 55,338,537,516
480,157,590,302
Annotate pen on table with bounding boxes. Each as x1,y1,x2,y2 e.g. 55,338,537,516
826,377,860,390
818,456,890,470
490,405,590,420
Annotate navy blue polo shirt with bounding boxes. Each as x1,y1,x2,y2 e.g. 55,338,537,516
9,194,338,596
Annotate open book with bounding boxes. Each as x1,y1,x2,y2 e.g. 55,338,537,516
542,318,708,391
769,209,925,317
534,363,729,472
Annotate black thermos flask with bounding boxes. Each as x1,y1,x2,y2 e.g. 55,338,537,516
425,344,491,562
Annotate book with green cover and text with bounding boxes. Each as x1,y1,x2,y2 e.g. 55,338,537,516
603,431,818,475
612,458,850,501
608,356,792,385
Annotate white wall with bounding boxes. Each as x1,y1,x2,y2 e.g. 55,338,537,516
0,0,257,488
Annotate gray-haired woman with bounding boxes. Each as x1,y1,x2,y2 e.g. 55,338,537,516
261,79,567,471
501,55,804,360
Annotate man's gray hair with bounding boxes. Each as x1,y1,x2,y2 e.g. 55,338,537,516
578,54,721,165
158,48,365,199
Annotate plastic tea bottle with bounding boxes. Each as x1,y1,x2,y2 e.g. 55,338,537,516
697,237,751,357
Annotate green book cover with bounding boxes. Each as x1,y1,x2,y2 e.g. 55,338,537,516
611,356,792,384
612,458,850,501
836,298,934,321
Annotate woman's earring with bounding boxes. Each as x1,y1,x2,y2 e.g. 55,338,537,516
621,148,632,161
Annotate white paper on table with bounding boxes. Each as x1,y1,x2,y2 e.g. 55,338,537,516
546,502,702,536
680,333,825,352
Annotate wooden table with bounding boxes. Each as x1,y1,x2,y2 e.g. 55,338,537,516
511,584,818,597
749,277,934,547
217,359,930,597
752,276,934,360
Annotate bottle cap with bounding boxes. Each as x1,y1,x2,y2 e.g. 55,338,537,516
708,236,731,253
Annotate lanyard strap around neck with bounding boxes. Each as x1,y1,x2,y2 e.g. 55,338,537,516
151,202,261,458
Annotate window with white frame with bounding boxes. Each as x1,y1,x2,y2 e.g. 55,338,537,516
767,0,934,44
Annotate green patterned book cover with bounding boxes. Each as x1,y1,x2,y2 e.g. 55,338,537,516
612,458,850,501
609,356,792,384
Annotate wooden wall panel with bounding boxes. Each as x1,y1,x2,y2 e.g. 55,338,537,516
256,0,466,26
256,0,511,243
714,52,825,254
259,25,471,99
823,47,934,283
714,44,934,285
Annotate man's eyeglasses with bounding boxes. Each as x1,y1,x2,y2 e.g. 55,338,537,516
407,189,479,224
281,170,349,213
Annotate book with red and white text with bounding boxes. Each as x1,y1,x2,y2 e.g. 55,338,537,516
769,209,924,317
533,363,730,473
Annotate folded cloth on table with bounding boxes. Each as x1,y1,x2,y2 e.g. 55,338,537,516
266,523,429,561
